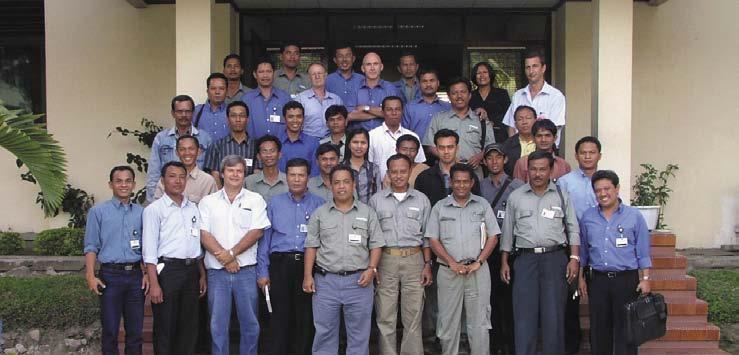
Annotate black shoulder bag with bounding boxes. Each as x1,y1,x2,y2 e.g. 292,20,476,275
193,105,205,128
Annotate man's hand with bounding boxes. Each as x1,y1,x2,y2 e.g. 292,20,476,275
302,275,315,294
358,269,375,287
421,264,433,286
257,277,270,293
578,275,588,298
141,274,150,295
214,249,235,265
467,152,484,169
450,262,467,276
636,280,651,294
500,261,511,284
199,276,207,298
224,260,240,274
566,259,579,284
149,284,164,304
465,261,482,274
475,107,489,121
86,275,105,295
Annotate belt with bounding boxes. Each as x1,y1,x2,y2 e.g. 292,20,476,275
271,252,304,261
101,263,140,271
314,265,364,276
158,257,199,266
516,244,566,254
592,269,638,279
383,246,421,257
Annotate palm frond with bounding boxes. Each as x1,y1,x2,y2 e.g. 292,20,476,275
0,102,68,216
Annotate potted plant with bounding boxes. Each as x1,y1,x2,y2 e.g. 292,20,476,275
631,163,679,231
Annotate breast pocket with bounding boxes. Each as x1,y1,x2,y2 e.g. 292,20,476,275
378,211,394,233
236,209,253,229
404,209,423,236
469,211,485,234
463,125,483,149
159,145,174,160
515,210,535,235
439,216,457,241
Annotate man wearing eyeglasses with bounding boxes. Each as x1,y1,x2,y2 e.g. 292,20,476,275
295,62,343,138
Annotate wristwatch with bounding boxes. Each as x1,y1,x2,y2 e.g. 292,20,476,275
368,266,378,273
569,255,580,262
424,259,433,266
642,275,650,281
363,105,371,112
228,249,235,257
478,259,484,266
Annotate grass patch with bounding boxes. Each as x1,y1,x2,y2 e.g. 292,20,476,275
0,275,98,330
688,268,739,326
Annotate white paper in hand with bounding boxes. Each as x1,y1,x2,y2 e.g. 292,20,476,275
480,222,486,250
265,285,273,313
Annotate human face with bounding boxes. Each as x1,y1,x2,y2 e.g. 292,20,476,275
171,100,194,128
527,158,552,190
382,99,403,128
330,170,355,202
361,53,383,81
524,56,546,85
222,163,245,189
109,170,135,201
280,45,300,69
451,170,474,201
348,133,369,159
227,106,248,133
333,47,355,72
286,165,309,195
326,114,347,135
176,137,199,169
484,151,506,176
576,142,601,171
285,108,304,134
419,73,439,97
436,136,458,165
317,151,339,176
534,128,556,152
162,165,187,196
398,55,418,80
448,82,471,111
253,63,274,88
207,78,227,105
258,141,281,168
475,65,491,87
308,64,327,88
396,140,419,162
594,179,619,210
223,58,243,81
514,109,536,135
387,158,411,192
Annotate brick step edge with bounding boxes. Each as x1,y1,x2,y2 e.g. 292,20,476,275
579,299,708,316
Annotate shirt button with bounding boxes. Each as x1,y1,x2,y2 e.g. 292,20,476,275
605,262,608,265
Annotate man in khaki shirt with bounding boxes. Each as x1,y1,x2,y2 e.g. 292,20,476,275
154,135,217,204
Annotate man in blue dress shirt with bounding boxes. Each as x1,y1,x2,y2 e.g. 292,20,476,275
257,158,325,355
277,101,320,177
392,52,421,104
243,57,291,138
578,170,651,355
295,62,343,138
84,165,146,355
194,73,229,141
346,52,400,131
326,43,364,105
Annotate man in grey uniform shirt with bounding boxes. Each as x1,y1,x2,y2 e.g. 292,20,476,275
303,165,385,355
245,135,287,202
425,163,500,355
369,154,433,355
500,150,580,355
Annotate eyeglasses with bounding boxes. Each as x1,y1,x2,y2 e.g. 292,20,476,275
174,110,193,115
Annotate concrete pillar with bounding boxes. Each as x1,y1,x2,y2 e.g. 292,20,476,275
592,0,633,201
176,0,215,104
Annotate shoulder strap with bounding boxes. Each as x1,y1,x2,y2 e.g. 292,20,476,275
491,176,513,210
480,117,487,149
554,181,570,245
193,105,205,128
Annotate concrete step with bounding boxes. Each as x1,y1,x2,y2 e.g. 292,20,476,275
640,340,722,350
651,233,677,247
580,315,708,330
579,298,709,316
652,254,688,269
577,322,720,342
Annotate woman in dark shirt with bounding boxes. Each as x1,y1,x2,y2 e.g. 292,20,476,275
470,61,512,144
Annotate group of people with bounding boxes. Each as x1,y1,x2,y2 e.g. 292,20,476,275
83,43,653,355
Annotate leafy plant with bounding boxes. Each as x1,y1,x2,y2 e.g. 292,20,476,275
631,163,679,229
27,182,95,228
33,227,84,256
108,118,162,203
0,231,24,255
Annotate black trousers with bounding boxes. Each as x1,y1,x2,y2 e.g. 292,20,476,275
269,253,314,355
152,261,200,355
487,246,515,352
565,293,581,354
587,269,639,355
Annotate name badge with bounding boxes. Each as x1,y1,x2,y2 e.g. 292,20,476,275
541,208,555,219
130,239,141,250
245,158,253,167
468,124,479,131
191,228,200,238
299,224,308,233
616,237,628,248
269,114,281,123
348,234,362,244
497,210,506,219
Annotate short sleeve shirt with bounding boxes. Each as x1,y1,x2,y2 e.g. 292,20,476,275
425,195,500,262
422,109,495,161
368,188,432,248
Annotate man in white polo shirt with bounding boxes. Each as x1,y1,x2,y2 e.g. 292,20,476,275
369,95,426,181
198,155,271,355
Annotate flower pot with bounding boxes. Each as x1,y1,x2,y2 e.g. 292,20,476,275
635,206,660,231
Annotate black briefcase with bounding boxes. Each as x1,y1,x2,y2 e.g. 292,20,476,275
624,292,668,345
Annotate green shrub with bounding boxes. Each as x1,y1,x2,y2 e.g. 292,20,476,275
33,227,84,256
0,275,98,330
689,268,739,326
0,231,23,255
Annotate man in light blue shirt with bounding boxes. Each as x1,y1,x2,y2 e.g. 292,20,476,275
296,62,343,138
346,52,400,131
326,43,364,105
243,57,291,138
146,95,212,203
403,68,451,141
194,73,229,141
392,52,422,104
557,136,602,220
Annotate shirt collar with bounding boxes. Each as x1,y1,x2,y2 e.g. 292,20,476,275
188,166,202,180
414,95,440,104
488,173,511,187
524,81,553,96
597,199,625,216
443,194,477,208
382,122,405,135
227,133,250,144
205,101,226,113
217,188,246,203
281,131,305,143
109,197,133,210
382,187,413,198
522,180,558,193
168,125,197,137
276,69,305,79
161,192,190,208
327,198,360,212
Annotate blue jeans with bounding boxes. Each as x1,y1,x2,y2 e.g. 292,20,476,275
207,266,259,355
98,267,144,355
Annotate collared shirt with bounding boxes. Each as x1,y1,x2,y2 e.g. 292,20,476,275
502,82,566,145
273,69,310,97
500,181,580,252
203,133,258,176
308,176,333,202
319,134,347,162
422,109,495,162
244,170,288,203
342,159,382,204
194,101,229,141
512,154,572,182
392,78,421,104
369,188,431,248
425,195,501,262
479,174,525,227
326,70,365,105
470,87,511,144
295,88,343,138
520,137,536,157
154,166,218,204
225,83,250,104
84,198,144,263
305,199,385,273
242,87,291,138
414,163,482,207
142,193,202,264
277,131,320,176
256,191,326,278
579,203,652,271
146,126,212,202
557,169,598,220
368,123,427,179
199,188,270,269
402,96,452,138
345,78,400,131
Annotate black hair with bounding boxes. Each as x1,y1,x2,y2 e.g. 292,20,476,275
286,158,311,175
280,42,301,53
316,143,341,158
176,134,200,149
325,105,348,121
282,100,305,117
170,95,194,111
398,51,417,61
381,96,403,109
161,161,187,178
206,72,227,88
227,101,249,117
433,129,459,146
256,134,282,152
109,165,135,182
344,128,370,163
396,134,420,150
514,105,537,119
591,170,620,188
527,150,554,168
253,57,275,71
386,153,412,170
222,53,242,68
531,118,557,137
333,42,354,55
418,68,439,80
447,77,472,93
471,62,495,86
524,48,547,66
450,163,475,181
575,136,602,154
329,165,354,182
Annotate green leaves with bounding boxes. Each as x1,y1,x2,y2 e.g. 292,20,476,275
0,102,67,216
632,163,679,229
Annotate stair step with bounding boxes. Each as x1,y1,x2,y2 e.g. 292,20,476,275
577,323,720,341
652,254,688,269
579,298,708,316
580,315,707,329
651,275,697,290
651,233,677,247
638,348,729,355
640,340,722,349
652,246,677,256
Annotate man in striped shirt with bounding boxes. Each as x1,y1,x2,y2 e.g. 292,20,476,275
204,101,258,189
